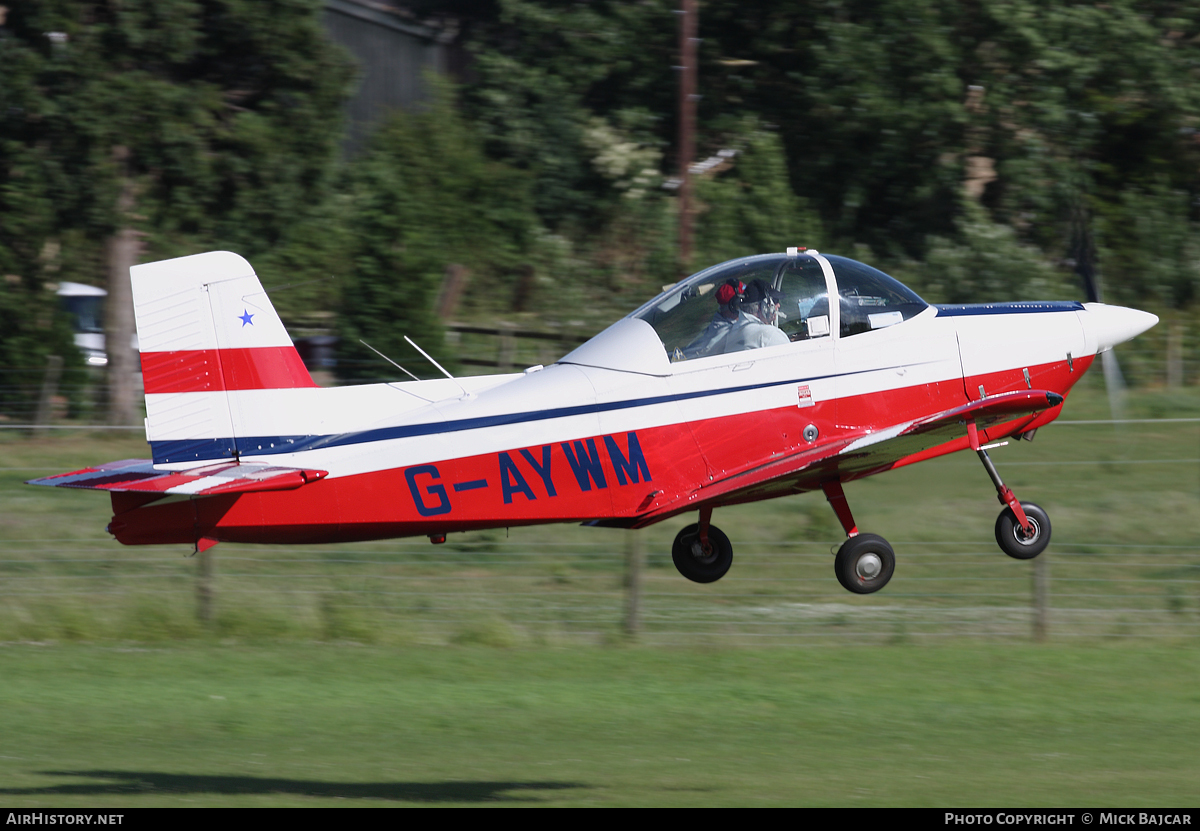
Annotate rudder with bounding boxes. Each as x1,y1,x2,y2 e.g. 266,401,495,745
133,251,316,466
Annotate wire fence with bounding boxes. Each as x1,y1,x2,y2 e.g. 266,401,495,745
0,536,1196,646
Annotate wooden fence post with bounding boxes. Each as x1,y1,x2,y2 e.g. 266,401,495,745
497,328,516,372
33,354,63,436
1033,552,1049,642
197,549,215,626
624,531,643,638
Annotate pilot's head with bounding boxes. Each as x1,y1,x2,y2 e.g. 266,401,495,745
715,279,745,320
744,279,783,326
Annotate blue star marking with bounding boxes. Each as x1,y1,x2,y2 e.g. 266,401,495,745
239,309,255,327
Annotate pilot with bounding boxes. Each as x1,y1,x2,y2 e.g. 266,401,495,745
680,279,755,358
722,279,790,352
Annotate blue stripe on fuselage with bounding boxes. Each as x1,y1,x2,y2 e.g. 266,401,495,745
934,302,1084,316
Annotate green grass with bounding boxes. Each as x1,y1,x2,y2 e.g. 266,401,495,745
0,642,1197,806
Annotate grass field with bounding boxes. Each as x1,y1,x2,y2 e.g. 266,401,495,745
0,643,1198,807
0,377,1198,806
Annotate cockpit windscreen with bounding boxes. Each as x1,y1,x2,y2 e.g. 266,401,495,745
631,253,927,362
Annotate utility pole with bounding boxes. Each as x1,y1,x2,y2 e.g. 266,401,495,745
677,0,698,275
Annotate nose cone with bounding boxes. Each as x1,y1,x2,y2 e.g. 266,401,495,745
1081,303,1159,353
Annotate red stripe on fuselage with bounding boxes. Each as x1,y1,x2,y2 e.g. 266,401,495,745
141,347,317,393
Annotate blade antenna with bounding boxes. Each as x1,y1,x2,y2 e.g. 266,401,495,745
404,336,471,398
359,340,433,402
360,340,421,381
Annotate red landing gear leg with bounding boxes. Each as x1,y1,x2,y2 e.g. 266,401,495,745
966,420,1052,560
821,480,894,594
697,506,712,548
967,421,1031,532
821,480,859,538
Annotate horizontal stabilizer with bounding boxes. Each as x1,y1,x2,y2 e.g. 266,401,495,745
26,459,328,496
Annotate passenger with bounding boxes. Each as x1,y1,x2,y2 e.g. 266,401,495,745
680,279,756,358
723,279,790,352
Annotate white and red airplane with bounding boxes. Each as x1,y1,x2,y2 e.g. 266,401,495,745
29,248,1157,593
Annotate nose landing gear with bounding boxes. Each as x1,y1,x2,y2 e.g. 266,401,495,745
968,420,1052,560
995,501,1051,559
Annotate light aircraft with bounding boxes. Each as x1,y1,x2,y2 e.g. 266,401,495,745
28,248,1158,593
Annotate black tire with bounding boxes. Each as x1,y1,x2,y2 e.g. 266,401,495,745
995,502,1051,560
834,533,895,594
671,523,733,584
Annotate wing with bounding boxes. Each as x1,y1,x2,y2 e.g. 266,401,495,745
26,459,328,496
628,389,1062,527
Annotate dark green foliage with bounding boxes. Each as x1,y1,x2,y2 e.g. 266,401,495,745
336,84,538,380
456,0,1200,315
892,202,1075,305
0,0,355,253
0,24,84,418
692,123,823,270
1095,185,1200,310
0,276,82,421
459,0,677,227
942,1,1200,310
699,0,968,257
0,1,354,414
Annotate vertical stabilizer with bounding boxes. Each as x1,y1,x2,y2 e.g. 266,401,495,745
132,251,316,466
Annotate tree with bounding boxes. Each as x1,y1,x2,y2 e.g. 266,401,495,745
692,122,822,269
949,1,1200,306
336,83,538,381
452,0,677,228
0,9,84,420
0,1,354,422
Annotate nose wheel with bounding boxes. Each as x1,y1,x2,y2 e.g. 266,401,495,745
995,501,1051,559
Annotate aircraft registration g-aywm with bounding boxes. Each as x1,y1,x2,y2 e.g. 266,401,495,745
28,248,1158,594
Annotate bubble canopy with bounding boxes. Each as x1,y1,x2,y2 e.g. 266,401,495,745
629,251,928,362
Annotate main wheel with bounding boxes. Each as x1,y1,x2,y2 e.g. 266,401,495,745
995,502,1051,560
671,524,733,584
834,533,895,594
